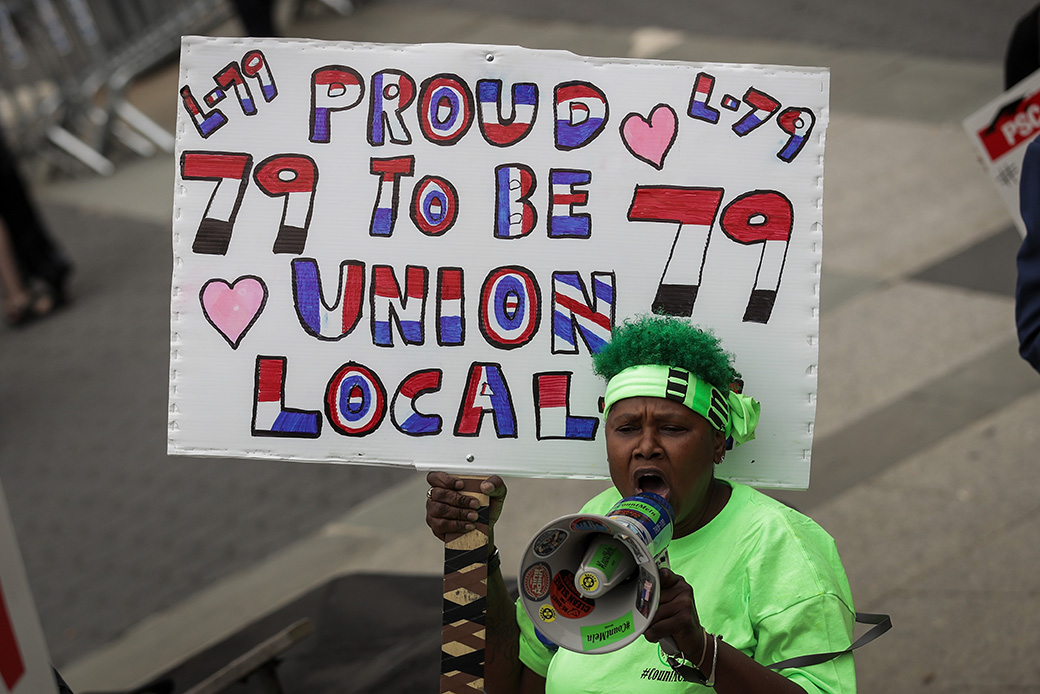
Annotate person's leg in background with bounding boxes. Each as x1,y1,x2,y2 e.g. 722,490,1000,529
0,133,72,307
0,215,53,325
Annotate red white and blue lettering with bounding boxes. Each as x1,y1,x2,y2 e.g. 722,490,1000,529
479,266,540,349
437,267,465,346
533,372,598,440
477,79,538,147
310,65,364,143
776,107,816,163
627,185,726,317
548,169,592,238
554,81,608,151
252,154,318,254
551,271,614,355
687,72,720,125
325,362,386,436
369,156,415,237
495,164,537,239
180,151,252,256
241,50,278,102
371,265,428,347
180,85,227,138
391,369,443,436
252,356,322,437
291,258,365,340
369,69,416,146
719,190,793,324
418,74,474,145
214,62,256,116
454,363,517,437
732,87,780,137
410,175,459,236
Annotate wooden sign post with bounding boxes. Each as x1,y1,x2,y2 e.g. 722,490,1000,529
440,477,490,693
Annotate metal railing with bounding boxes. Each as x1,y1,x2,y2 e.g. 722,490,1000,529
0,0,235,175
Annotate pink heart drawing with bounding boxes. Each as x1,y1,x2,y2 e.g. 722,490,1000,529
620,104,678,170
200,276,268,349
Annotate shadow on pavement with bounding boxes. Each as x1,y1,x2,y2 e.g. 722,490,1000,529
113,573,449,694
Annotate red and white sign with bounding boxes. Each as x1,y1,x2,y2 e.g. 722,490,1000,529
964,68,1040,236
0,478,57,694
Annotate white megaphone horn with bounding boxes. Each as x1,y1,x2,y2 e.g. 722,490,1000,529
518,493,680,655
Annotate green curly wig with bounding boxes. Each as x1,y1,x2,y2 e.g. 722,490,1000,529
592,315,739,391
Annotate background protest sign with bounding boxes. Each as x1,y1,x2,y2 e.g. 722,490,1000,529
169,37,828,489
964,68,1040,237
0,478,57,694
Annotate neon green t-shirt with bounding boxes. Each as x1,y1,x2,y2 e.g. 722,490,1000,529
517,480,856,693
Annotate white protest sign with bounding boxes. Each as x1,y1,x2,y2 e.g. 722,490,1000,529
169,37,828,489
0,478,57,694
964,68,1040,237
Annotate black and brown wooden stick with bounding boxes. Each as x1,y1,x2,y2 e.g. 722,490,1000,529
440,476,490,693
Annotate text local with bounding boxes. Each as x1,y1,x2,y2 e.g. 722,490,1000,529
252,357,604,442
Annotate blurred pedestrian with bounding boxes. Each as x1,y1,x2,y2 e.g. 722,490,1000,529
1006,4,1040,90
1017,139,1040,372
232,0,278,37
1009,5,1040,372
0,216,53,325
0,133,72,315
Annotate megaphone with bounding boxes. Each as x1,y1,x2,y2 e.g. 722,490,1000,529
518,493,675,654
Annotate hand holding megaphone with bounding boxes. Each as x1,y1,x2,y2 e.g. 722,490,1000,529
519,493,703,656
427,475,709,676
642,568,704,660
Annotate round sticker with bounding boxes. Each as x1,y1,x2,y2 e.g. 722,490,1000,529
523,562,552,601
570,516,610,534
550,569,595,619
579,571,600,593
539,605,557,623
533,528,568,557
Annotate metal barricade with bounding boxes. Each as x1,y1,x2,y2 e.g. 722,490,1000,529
0,0,235,175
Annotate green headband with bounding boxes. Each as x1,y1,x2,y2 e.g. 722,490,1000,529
603,364,760,446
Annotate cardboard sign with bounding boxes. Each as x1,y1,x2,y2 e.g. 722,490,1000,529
963,68,1040,237
0,478,57,694
169,37,828,488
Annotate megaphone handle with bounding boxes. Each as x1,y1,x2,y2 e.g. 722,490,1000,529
659,636,680,657
440,476,490,694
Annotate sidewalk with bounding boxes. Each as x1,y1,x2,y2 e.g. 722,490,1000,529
12,2,1037,693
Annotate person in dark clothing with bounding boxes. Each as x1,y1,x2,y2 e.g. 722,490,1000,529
0,215,51,325
232,0,278,37
1017,139,1040,372
1006,5,1040,90
0,134,70,325
1007,6,1040,372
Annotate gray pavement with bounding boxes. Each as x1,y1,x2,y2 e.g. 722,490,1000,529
0,1,1037,692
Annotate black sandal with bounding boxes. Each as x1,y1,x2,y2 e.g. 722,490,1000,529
4,289,55,326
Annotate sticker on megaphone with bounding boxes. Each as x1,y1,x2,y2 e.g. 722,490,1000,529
518,493,675,654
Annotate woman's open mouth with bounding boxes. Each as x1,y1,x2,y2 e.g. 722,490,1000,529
635,471,669,501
